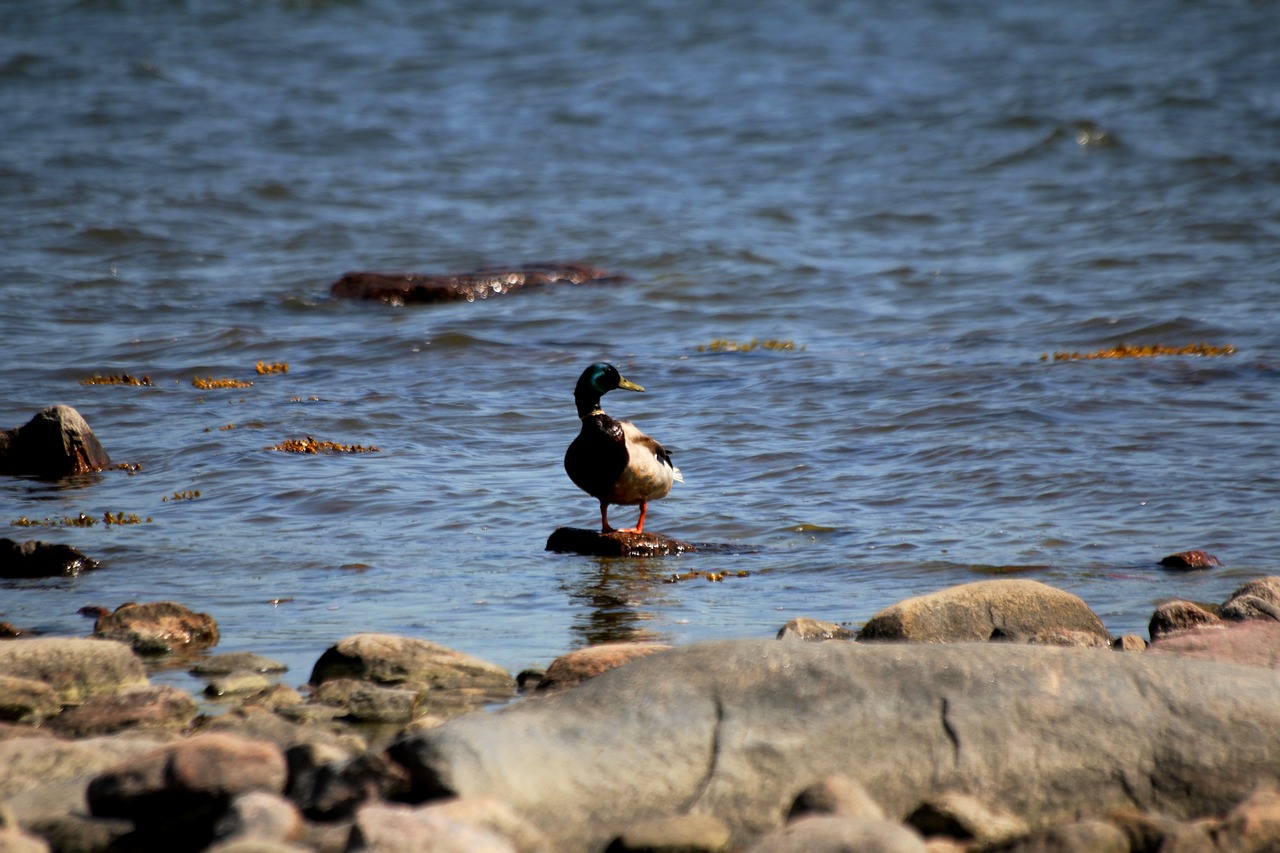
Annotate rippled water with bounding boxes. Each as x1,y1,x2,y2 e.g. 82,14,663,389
3,0,1278,696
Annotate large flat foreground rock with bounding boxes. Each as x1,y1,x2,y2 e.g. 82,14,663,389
391,639,1280,853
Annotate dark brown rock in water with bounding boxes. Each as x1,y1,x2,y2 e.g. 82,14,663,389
0,538,99,578
546,527,697,557
0,405,111,478
1159,549,1221,570
329,262,625,305
93,601,220,655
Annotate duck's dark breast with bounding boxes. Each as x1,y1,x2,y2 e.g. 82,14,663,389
565,414,628,500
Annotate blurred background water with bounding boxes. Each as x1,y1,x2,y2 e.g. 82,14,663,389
2,0,1278,697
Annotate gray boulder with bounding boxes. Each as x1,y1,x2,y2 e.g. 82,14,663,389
390,639,1280,853
0,735,167,801
0,638,147,704
856,580,1110,644
1221,577,1280,621
309,633,514,718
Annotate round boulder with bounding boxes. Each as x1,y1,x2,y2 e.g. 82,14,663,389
856,580,1110,644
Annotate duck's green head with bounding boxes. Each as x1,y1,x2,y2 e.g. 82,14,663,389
575,362,644,415
584,362,644,394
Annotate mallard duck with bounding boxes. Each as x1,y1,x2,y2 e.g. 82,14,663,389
565,363,683,534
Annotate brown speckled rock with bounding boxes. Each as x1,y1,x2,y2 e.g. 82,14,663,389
47,685,198,736
1148,600,1223,640
537,643,672,693
93,601,219,655
1159,550,1221,570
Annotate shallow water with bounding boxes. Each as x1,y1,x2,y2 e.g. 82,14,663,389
2,0,1278,698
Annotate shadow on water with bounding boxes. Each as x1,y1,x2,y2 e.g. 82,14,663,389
556,538,768,648
561,557,673,647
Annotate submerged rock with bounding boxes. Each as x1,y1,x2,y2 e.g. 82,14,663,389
856,579,1111,645
545,527,698,557
0,539,98,579
0,405,111,478
330,263,624,306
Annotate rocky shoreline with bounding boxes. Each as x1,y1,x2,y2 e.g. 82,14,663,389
3,576,1280,852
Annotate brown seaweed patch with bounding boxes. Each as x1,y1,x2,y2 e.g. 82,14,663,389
193,376,254,390
267,436,381,454
698,338,803,353
162,490,201,502
665,569,751,584
1042,341,1236,362
12,510,152,528
80,374,153,386
113,462,143,475
103,511,149,525
255,361,289,375
12,513,99,528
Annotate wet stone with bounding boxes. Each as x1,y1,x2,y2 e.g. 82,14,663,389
546,528,698,557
